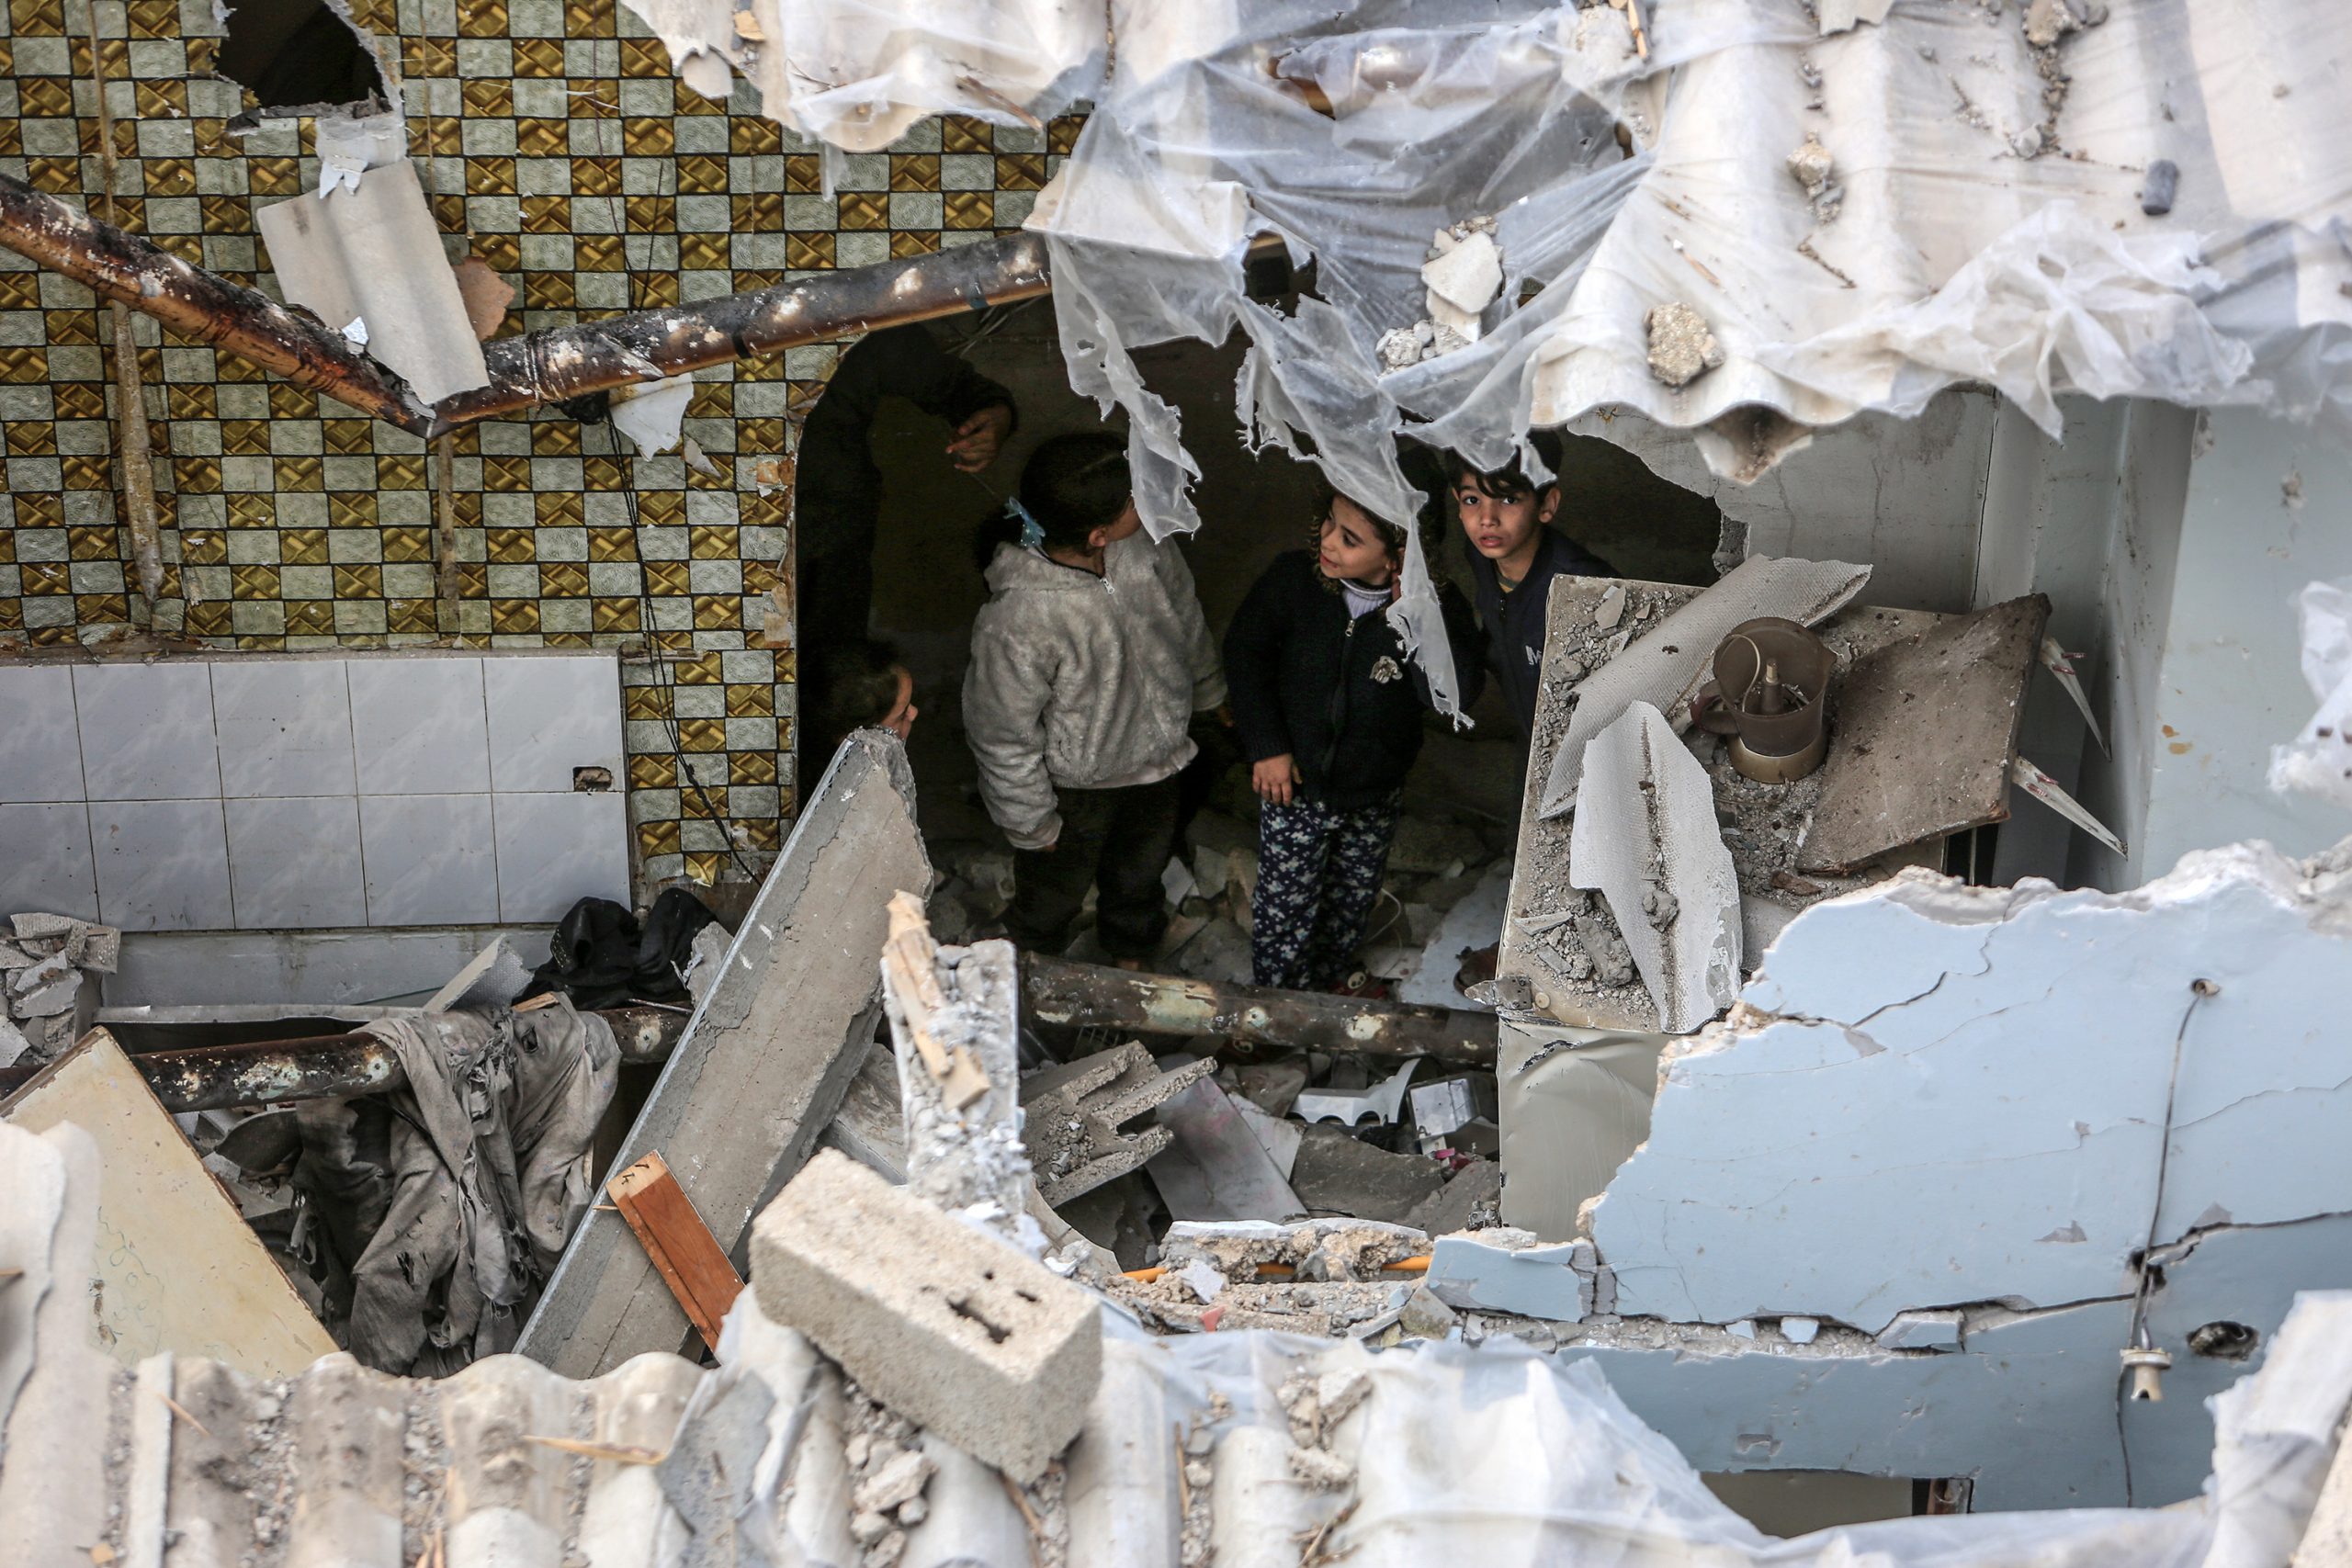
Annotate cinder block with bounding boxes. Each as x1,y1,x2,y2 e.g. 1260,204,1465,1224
750,1149,1101,1483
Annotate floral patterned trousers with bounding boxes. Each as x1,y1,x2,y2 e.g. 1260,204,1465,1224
1250,789,1403,991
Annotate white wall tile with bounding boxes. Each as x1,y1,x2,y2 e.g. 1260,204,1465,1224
226,796,368,930
359,794,499,924
347,657,491,795
492,791,629,921
483,654,625,793
74,661,220,800
89,799,233,932
0,802,98,923
213,658,358,798
0,664,85,802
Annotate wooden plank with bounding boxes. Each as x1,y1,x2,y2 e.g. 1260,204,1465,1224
0,1030,335,1377
1798,594,2051,874
517,730,931,1377
606,1152,742,1351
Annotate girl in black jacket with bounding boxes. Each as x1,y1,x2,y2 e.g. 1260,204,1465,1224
1224,488,1482,990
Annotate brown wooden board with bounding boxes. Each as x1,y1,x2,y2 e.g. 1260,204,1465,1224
607,1150,743,1352
1798,594,2051,874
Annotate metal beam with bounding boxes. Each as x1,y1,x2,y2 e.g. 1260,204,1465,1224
0,1005,686,1113
433,231,1051,430
0,174,432,434
1018,953,1498,1067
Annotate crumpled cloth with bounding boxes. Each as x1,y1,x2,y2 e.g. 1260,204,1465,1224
293,998,617,1376
527,886,718,1010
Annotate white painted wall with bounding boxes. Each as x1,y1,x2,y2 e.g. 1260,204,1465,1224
2138,409,2352,876
1575,389,1999,612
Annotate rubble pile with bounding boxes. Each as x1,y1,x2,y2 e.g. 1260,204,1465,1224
0,912,115,1067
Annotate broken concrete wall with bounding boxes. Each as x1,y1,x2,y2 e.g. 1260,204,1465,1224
1592,840,2352,1332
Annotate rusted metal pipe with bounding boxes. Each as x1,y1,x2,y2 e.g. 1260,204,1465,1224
0,175,431,434
1018,953,1497,1067
433,231,1052,430
0,1004,687,1113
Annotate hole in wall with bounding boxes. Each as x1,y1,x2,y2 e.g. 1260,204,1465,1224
216,0,389,116
2188,1320,2260,1361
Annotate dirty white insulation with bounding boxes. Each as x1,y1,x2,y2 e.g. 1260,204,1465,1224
620,0,2352,715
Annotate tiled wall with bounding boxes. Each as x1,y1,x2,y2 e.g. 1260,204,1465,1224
0,0,1081,893
0,650,628,930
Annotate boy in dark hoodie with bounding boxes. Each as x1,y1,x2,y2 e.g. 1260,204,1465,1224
1452,431,1616,739
1224,487,1482,991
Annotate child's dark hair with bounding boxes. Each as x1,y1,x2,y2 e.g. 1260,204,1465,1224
1446,428,1566,502
972,433,1132,566
807,638,907,738
1309,479,1413,563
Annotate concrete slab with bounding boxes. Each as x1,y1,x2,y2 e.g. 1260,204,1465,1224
519,732,929,1377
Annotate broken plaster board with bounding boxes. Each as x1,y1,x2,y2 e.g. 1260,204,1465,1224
1588,839,2352,1336
518,731,930,1377
1536,555,1872,819
0,1032,335,1377
254,161,489,406
1145,1068,1302,1224
1567,702,1741,1033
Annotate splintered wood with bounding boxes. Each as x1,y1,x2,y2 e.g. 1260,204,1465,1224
883,892,990,1110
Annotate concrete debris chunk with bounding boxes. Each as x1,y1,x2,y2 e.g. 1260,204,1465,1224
750,1149,1102,1483
424,936,532,1013
1023,1042,1218,1208
853,1447,933,1515
1398,1284,1459,1339
1290,1125,1446,1224
1567,702,1743,1032
1644,301,1724,388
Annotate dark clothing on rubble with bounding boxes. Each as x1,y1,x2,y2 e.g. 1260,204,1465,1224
796,322,1018,657
292,998,617,1376
1224,549,1484,810
525,886,718,1010
1466,526,1616,737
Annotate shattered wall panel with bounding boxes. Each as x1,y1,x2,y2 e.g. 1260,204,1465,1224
1589,840,2352,1336
0,0,1072,892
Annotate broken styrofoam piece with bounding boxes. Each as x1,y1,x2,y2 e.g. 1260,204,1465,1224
1537,556,1872,818
1567,702,1742,1033
2039,637,2109,757
254,161,490,405
1590,838,2352,1336
2270,577,2352,812
608,374,697,457
751,1149,1101,1484
2010,755,2127,857
1425,1232,1598,1321
1295,1056,1420,1127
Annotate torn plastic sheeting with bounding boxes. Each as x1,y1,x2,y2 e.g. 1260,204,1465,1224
619,0,1108,152
1023,0,2352,550
254,161,490,406
2270,577,2352,813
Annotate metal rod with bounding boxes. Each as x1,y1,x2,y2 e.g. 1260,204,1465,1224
0,174,431,433
1018,953,1498,1067
432,231,1052,430
0,1005,687,1113
85,21,165,622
